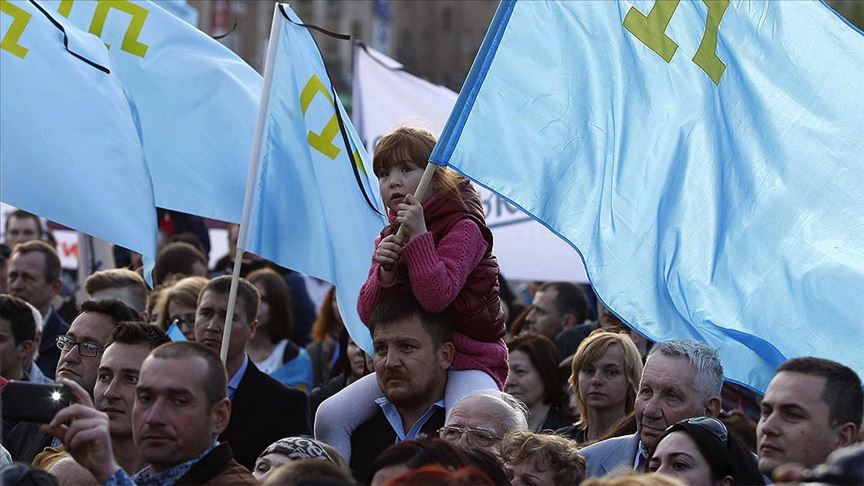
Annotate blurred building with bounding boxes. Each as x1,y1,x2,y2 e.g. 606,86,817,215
188,0,862,95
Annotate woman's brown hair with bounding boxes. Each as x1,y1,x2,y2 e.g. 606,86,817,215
247,268,294,344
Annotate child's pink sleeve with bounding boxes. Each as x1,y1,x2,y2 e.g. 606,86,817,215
400,219,488,313
356,235,398,324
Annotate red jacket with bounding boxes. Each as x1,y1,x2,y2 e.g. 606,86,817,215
358,181,508,386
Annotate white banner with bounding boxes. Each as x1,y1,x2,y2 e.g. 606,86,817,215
352,45,588,283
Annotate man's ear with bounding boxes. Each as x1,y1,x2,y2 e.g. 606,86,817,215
834,422,858,449
706,396,722,417
247,319,258,339
211,397,232,435
16,339,34,360
439,342,455,369
50,277,62,295
561,313,577,329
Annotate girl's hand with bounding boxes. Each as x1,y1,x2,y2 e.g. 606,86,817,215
376,234,404,285
396,194,427,241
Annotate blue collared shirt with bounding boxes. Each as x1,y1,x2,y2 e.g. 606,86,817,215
227,355,249,400
375,397,445,442
104,442,218,486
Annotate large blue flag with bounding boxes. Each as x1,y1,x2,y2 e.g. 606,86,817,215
243,5,385,352
431,0,864,392
49,0,261,222
1,0,157,274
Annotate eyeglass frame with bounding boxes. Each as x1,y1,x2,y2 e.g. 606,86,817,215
56,335,105,358
666,416,729,444
437,425,503,448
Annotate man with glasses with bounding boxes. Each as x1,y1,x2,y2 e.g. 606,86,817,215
440,390,528,453
3,299,138,463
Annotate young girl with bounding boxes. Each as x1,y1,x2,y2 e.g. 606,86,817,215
315,127,508,458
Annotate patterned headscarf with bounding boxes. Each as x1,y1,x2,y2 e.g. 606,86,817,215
257,437,334,464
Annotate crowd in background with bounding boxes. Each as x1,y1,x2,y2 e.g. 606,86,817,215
1,172,862,485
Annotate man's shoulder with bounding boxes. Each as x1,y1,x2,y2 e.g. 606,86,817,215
581,432,640,477
239,360,306,403
180,443,256,485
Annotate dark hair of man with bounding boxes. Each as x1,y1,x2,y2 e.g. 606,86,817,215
367,438,469,484
84,269,148,306
655,420,765,485
152,242,207,286
0,243,11,263
460,447,509,485
777,357,863,429
508,334,565,408
0,294,37,343
247,268,294,344
150,341,227,409
79,299,141,324
537,281,590,322
199,275,258,325
11,240,61,281
4,210,42,237
368,291,453,348
108,321,170,350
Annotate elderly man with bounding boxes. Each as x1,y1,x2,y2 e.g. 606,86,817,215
46,341,256,484
7,240,68,378
581,339,724,477
348,292,455,482
440,390,528,453
757,357,862,478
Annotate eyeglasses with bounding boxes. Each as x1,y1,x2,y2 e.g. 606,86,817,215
438,425,502,448
56,335,104,358
668,416,728,444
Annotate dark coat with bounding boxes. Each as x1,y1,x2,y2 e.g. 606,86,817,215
219,360,311,470
3,421,53,463
36,310,69,379
176,442,257,485
349,406,445,483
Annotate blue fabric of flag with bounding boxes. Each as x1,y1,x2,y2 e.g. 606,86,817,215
430,0,864,392
51,0,261,222
244,5,385,353
1,0,157,277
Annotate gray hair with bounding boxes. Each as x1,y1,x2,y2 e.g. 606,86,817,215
648,340,724,400
448,390,529,434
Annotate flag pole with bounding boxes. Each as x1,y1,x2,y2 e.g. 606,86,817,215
220,3,284,364
394,162,438,240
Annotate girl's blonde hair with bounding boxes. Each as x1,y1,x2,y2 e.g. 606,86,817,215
373,127,464,202
500,430,586,485
569,330,643,430
154,276,209,331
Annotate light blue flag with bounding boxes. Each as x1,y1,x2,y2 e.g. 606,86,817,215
243,5,385,353
49,0,261,222
431,0,864,392
1,0,157,277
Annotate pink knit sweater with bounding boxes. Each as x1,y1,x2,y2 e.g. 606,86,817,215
357,219,508,387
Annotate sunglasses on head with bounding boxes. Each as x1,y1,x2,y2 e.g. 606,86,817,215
667,416,728,444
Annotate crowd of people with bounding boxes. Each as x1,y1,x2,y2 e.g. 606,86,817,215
1,128,862,485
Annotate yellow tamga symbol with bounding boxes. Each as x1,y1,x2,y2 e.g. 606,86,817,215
58,0,150,58
0,0,32,59
300,74,342,160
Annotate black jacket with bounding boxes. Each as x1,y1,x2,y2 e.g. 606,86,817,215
219,360,311,470
36,310,69,379
3,421,53,464
349,406,445,483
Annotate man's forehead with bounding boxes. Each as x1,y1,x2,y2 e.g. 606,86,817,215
102,342,151,368
641,354,696,386
373,318,429,342
10,251,46,270
69,312,115,343
139,355,206,389
8,216,39,230
765,371,827,406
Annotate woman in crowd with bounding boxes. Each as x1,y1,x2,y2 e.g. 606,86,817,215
505,335,572,431
306,287,344,387
647,416,765,486
309,329,373,417
252,436,349,483
558,330,643,443
154,276,208,339
368,439,471,486
247,268,313,391
501,430,586,486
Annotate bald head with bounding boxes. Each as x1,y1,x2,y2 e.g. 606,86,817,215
444,391,528,452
